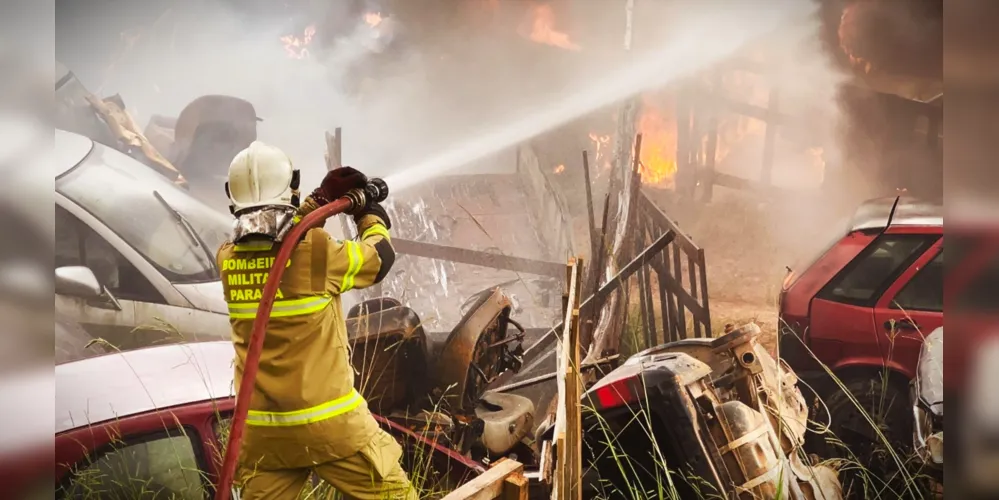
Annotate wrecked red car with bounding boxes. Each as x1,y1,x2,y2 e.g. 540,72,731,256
778,196,942,476
54,341,487,498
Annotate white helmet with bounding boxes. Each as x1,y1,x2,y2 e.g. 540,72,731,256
225,141,300,214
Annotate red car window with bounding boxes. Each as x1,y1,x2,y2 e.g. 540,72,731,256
818,233,939,307
57,429,208,499
891,248,944,312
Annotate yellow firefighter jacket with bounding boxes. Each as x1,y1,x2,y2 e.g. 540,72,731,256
217,196,394,470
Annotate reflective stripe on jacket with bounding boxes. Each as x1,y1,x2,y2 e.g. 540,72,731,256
216,196,394,469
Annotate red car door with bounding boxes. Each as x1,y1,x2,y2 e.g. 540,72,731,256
808,232,938,371
873,239,944,379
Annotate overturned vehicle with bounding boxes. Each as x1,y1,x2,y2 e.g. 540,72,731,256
538,323,843,499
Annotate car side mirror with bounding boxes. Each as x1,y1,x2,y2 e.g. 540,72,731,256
55,266,102,298
55,266,122,311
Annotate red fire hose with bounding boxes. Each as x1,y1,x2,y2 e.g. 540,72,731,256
215,182,385,500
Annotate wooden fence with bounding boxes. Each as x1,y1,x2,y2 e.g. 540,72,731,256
630,190,712,343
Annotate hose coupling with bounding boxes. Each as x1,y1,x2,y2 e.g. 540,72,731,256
343,188,367,214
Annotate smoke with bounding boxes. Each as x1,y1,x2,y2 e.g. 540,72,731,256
55,0,867,304
56,0,820,191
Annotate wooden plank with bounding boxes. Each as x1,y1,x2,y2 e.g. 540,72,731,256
554,257,584,500
675,87,693,199
638,193,701,256
325,128,357,252
658,248,680,342
702,72,720,203
672,244,688,339
331,127,343,169
687,249,701,338
392,238,565,278
502,474,529,500
656,255,671,343
582,150,598,262
639,260,653,349
642,250,659,346
565,257,583,500
440,459,525,500
583,192,612,349
697,248,712,336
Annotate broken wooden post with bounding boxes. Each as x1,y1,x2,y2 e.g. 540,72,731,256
325,128,358,241
440,458,527,500
554,257,584,500
701,72,721,203
582,150,598,262
325,127,343,170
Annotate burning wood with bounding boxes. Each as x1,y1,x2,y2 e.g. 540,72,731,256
636,101,678,187
520,3,580,51
279,24,316,59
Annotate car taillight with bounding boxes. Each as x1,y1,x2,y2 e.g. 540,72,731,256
594,376,640,410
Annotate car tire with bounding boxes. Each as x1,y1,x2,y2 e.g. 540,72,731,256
816,373,917,498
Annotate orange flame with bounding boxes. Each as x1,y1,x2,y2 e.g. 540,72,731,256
636,102,678,186
280,24,316,59
364,12,384,28
521,3,580,51
553,164,566,174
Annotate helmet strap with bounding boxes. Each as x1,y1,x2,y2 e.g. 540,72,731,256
290,170,301,207
224,182,235,214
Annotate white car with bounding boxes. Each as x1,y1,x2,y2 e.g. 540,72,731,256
55,128,231,352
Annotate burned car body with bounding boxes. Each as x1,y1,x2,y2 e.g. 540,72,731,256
345,287,534,459
570,324,842,499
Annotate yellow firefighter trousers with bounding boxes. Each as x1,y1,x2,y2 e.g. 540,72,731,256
237,431,419,500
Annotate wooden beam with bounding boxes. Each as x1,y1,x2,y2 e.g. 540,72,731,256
516,230,676,362
440,458,526,500
560,257,584,500
392,238,565,278
325,128,356,244
582,150,597,262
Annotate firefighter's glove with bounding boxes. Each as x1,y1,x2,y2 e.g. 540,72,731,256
312,167,367,205
355,202,392,230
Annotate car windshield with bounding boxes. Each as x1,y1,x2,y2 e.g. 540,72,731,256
56,142,231,283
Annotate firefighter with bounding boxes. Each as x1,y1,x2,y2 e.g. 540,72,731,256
217,141,417,500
